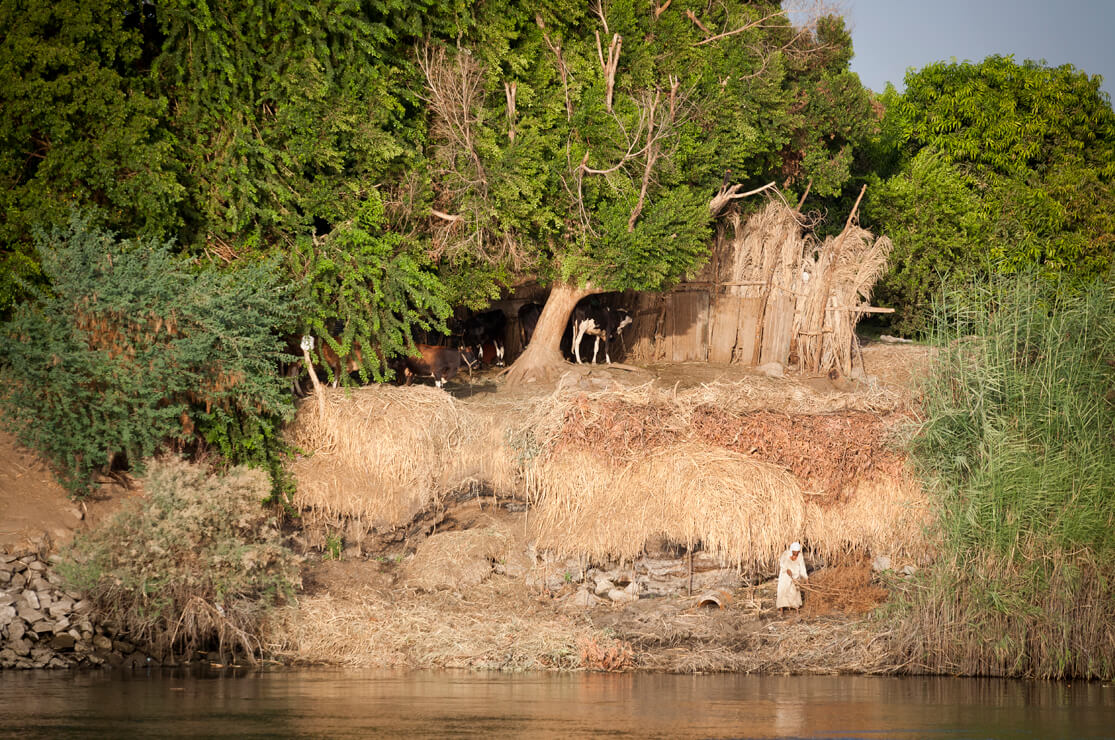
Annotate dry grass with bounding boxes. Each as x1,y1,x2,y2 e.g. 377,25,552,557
286,378,930,570
261,577,629,671
804,476,935,564
287,385,519,536
529,444,805,572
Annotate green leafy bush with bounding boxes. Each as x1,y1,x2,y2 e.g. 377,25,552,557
0,213,298,495
59,458,301,660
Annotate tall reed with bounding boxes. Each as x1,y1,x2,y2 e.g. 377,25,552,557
894,273,1115,678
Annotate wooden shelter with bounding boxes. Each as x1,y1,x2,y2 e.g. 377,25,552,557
618,195,893,374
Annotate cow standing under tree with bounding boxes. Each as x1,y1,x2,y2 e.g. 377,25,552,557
461,309,508,367
396,344,478,388
570,300,632,364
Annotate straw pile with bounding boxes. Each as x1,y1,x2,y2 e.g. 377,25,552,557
286,376,931,571
286,385,518,536
530,444,804,570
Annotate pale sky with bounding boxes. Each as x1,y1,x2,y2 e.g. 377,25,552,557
838,0,1115,100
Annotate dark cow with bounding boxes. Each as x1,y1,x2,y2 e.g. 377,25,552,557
517,302,543,348
570,302,632,364
399,344,478,388
461,309,508,366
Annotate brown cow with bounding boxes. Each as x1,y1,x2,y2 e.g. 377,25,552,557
399,344,478,388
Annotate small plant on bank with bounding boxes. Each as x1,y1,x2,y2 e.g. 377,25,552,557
58,458,301,662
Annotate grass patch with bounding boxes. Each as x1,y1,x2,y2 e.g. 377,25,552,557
894,273,1115,678
59,458,301,662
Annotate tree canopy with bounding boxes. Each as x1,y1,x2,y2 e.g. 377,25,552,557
864,55,1115,333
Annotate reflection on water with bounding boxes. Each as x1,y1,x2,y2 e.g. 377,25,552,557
0,668,1112,739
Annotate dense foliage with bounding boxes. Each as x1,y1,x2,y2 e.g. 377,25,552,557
59,459,300,659
895,274,1115,678
864,56,1115,334
0,215,297,495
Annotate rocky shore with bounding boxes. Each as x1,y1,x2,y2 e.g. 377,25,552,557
0,551,150,670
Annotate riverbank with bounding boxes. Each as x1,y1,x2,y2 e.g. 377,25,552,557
1,341,930,673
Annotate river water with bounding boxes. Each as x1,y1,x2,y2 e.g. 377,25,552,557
0,668,1112,739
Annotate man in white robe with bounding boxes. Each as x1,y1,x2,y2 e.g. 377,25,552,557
777,541,808,616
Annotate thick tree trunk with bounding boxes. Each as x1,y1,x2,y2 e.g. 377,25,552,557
503,282,599,386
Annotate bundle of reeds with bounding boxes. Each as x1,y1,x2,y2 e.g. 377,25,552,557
793,225,893,375
286,385,518,534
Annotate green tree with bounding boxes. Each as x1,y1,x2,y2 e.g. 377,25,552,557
866,56,1115,333
415,2,875,383
0,0,183,313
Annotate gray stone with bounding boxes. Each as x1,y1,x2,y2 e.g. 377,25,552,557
52,616,71,632
27,559,47,572
757,361,785,378
607,588,638,603
872,555,892,573
9,573,26,589
8,620,26,642
31,577,52,593
0,592,14,607
86,654,105,666
901,564,918,576
113,640,135,655
0,604,15,627
30,646,54,666
93,634,112,651
51,595,75,613
566,588,600,608
21,589,40,610
31,619,54,635
17,605,44,624
10,638,32,657
73,600,92,614
10,559,28,573
593,577,614,596
0,571,10,585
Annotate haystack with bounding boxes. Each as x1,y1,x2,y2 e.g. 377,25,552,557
286,377,931,571
286,385,518,536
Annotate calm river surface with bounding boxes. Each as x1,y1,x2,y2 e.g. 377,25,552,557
0,668,1112,739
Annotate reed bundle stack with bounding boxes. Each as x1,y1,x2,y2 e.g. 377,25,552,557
287,379,930,572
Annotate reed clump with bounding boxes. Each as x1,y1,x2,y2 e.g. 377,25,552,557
892,274,1115,679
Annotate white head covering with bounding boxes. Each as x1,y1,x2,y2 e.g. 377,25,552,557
790,541,802,552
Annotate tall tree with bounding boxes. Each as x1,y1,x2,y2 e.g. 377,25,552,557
419,1,875,383
865,56,1115,334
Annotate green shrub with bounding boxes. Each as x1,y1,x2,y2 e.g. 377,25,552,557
0,213,298,495
59,458,301,661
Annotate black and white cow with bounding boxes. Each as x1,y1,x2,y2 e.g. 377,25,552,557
461,309,508,367
570,301,632,364
517,302,543,348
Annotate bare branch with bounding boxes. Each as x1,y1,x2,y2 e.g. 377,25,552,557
685,9,710,34
504,81,517,142
708,181,777,217
695,9,787,46
430,209,462,223
654,0,673,20
537,16,573,120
